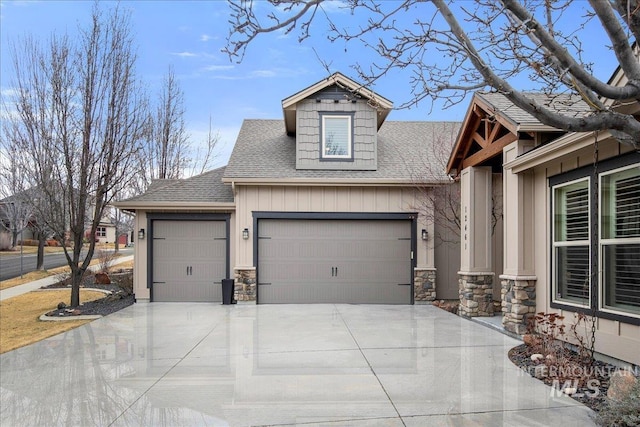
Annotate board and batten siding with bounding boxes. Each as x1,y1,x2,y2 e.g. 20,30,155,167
234,185,434,270
295,97,378,170
528,139,640,365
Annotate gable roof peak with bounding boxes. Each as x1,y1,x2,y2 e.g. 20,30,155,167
281,72,393,135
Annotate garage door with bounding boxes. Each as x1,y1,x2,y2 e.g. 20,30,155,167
258,219,412,304
152,220,227,302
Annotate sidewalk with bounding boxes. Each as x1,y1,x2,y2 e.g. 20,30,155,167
0,255,133,301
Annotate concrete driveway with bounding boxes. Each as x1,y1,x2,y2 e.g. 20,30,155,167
0,304,595,426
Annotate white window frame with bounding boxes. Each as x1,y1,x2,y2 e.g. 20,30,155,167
321,114,352,159
551,177,591,308
598,164,640,319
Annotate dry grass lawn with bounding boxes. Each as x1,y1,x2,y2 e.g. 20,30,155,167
113,259,134,270
0,289,106,354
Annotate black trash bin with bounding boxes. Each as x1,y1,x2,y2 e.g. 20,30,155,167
221,279,235,305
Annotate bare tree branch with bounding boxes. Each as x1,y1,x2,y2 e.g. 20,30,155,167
5,4,146,307
224,0,640,145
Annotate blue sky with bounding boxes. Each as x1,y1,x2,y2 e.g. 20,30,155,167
0,0,618,167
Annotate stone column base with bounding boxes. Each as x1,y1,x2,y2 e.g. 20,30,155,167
458,272,494,317
500,276,537,335
234,268,256,303
414,268,436,304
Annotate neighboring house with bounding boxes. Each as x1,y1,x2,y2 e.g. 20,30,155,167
116,73,461,305
83,204,132,246
446,71,640,365
0,190,40,243
89,220,130,245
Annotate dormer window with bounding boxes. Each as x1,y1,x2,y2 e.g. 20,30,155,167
320,113,354,161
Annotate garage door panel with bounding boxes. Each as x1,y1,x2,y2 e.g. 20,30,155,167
258,219,412,304
259,282,409,304
153,282,222,302
152,220,227,302
259,260,335,283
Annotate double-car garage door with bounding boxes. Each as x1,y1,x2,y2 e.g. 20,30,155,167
257,219,413,304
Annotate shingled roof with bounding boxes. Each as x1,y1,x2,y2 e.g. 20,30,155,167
223,120,460,184
117,166,234,208
475,92,591,132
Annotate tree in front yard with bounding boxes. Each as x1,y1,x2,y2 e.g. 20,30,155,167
4,5,146,307
0,144,32,249
225,0,640,146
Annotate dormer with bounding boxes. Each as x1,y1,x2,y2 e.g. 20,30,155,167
282,73,393,171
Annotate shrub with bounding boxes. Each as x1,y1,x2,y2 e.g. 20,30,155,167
594,378,640,426
524,312,598,388
96,248,117,274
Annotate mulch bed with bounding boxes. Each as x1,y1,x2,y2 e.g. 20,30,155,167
41,269,134,317
508,343,615,412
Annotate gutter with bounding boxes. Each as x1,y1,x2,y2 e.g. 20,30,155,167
220,178,451,187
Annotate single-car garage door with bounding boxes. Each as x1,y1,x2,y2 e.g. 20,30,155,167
152,220,227,302
258,219,412,304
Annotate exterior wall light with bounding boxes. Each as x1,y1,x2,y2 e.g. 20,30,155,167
421,229,428,241
138,228,145,240
242,228,249,240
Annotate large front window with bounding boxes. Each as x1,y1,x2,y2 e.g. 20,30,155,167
321,114,352,159
550,156,640,321
552,179,590,306
600,165,640,316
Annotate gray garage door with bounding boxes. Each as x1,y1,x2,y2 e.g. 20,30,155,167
258,219,412,304
152,220,227,302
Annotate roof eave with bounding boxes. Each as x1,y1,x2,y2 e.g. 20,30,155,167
221,177,449,186
112,201,236,211
504,130,612,174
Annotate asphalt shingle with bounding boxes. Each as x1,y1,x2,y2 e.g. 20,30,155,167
224,120,461,182
476,92,592,128
122,166,233,204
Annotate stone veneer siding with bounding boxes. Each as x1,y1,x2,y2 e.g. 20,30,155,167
501,277,536,335
234,268,256,302
458,273,494,317
414,268,437,303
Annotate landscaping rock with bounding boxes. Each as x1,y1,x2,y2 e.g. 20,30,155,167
57,302,66,310
530,353,544,362
607,369,638,401
94,273,111,284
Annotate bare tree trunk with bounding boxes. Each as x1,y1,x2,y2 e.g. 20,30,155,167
114,224,120,253
36,232,46,270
